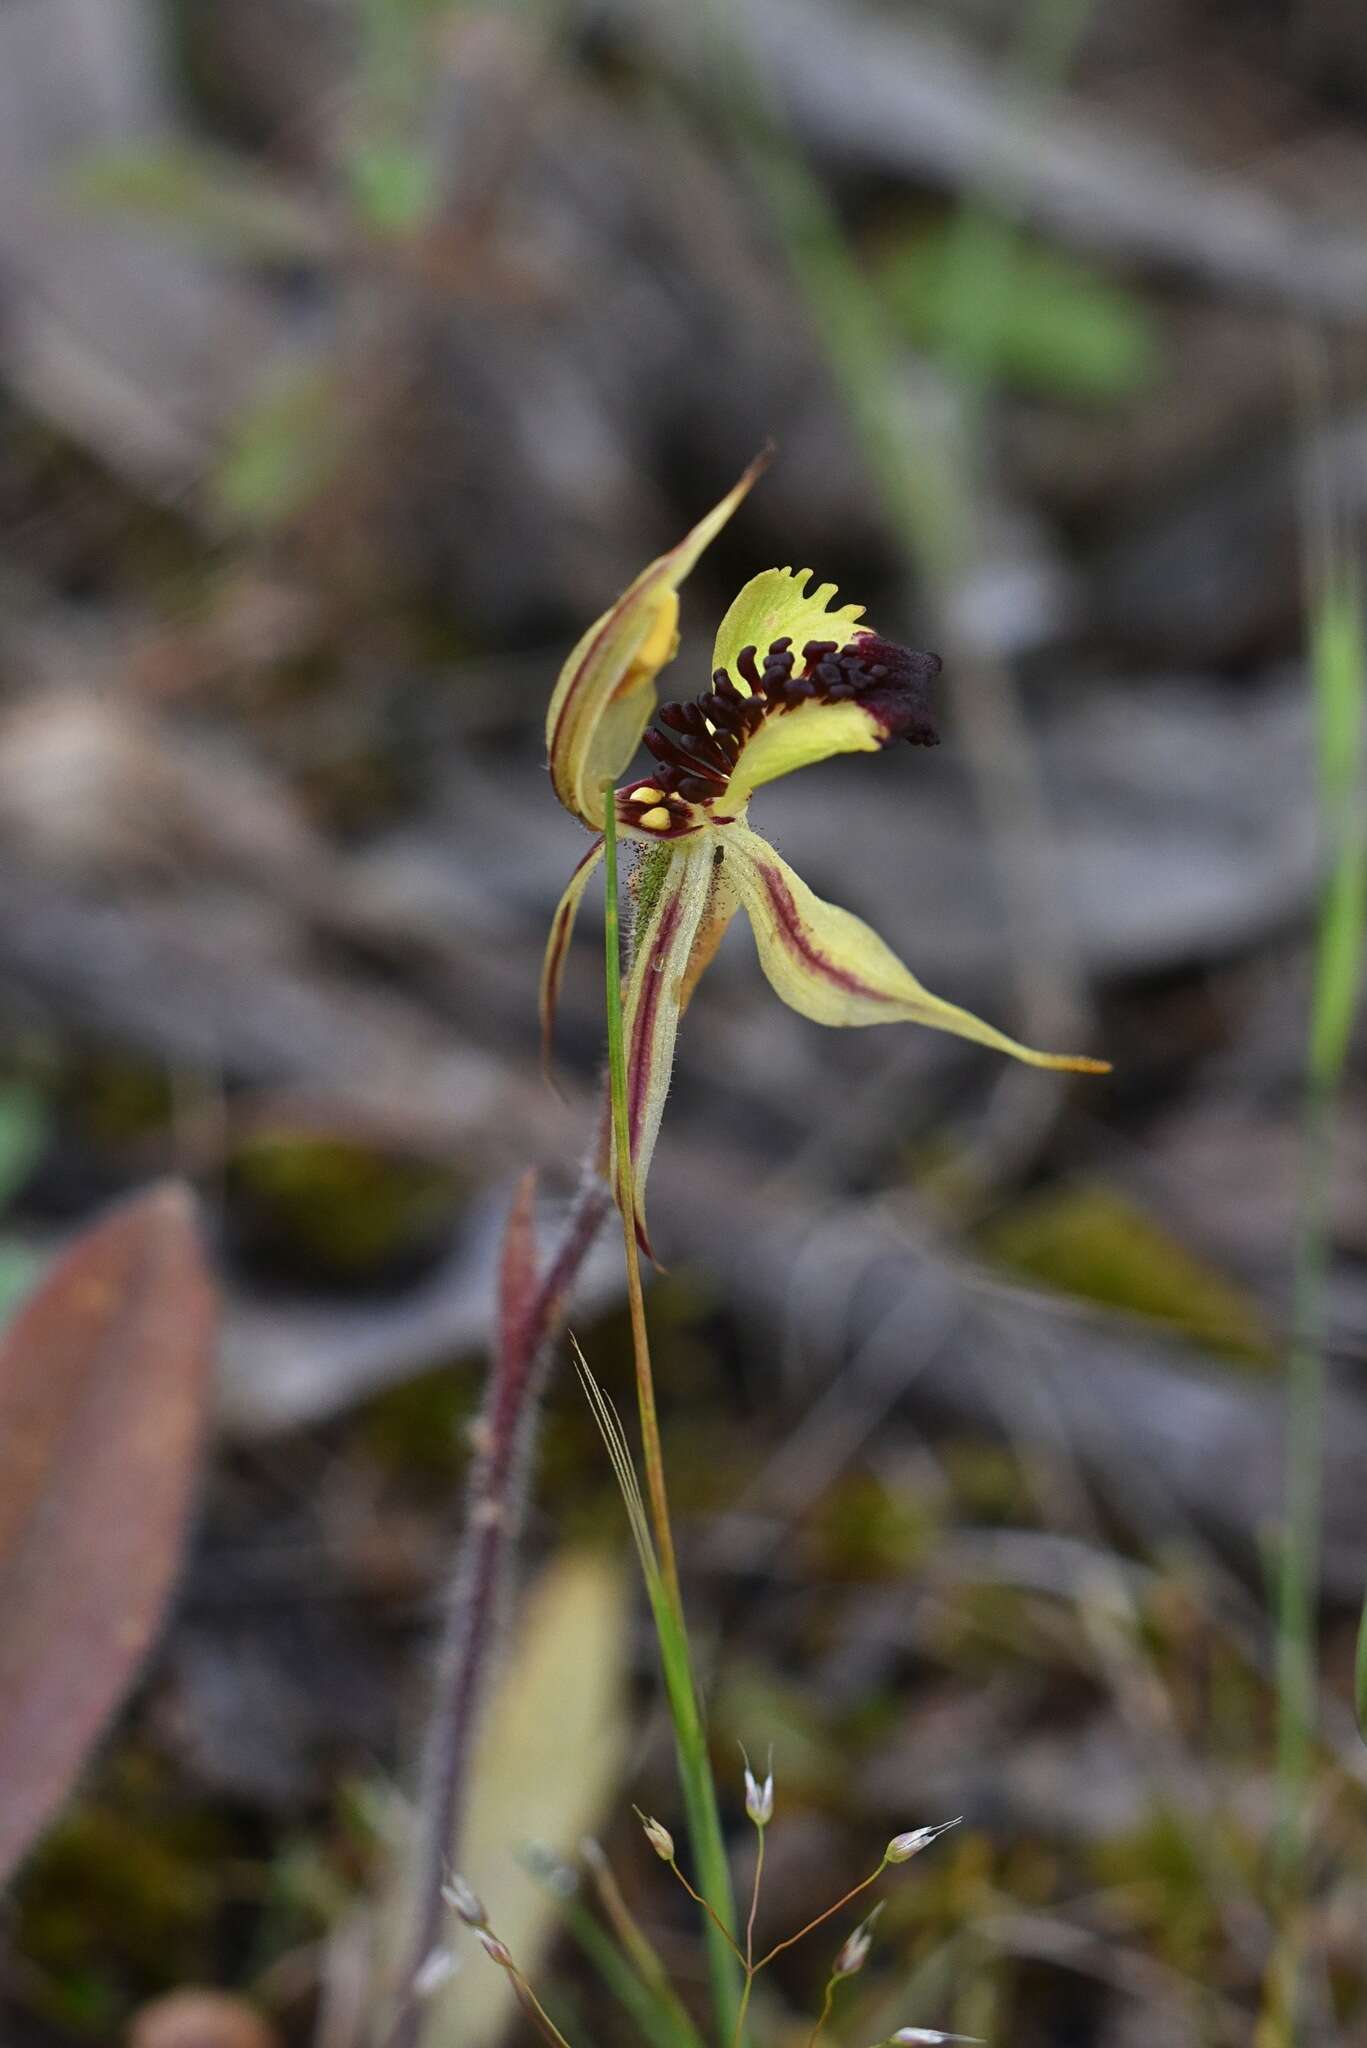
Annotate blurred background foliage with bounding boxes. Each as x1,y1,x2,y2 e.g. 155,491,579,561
0,0,1365,2044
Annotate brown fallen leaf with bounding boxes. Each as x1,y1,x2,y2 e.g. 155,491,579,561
128,1988,280,2048
0,1180,216,1883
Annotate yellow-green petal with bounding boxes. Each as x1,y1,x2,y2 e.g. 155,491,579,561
710,566,865,687
721,822,1110,1071
725,697,886,806
546,456,768,828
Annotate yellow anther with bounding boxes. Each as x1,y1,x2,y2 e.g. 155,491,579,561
637,806,672,832
632,786,663,804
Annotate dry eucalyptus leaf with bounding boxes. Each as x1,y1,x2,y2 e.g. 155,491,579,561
0,1181,217,1882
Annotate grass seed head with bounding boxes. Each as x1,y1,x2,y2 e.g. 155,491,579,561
636,1809,676,1861
412,1947,458,1998
834,1901,884,1979
885,1817,963,1864
441,1874,488,1927
887,2032,984,2045
742,1745,774,1827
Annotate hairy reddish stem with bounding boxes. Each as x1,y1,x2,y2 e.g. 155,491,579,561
385,1168,612,2048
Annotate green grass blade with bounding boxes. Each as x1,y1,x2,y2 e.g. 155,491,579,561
1307,577,1367,1087
1276,562,1367,1893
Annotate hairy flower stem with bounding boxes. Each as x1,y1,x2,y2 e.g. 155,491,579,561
385,1167,611,2048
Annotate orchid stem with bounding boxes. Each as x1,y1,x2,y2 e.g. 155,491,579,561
601,787,682,1613
601,779,743,2045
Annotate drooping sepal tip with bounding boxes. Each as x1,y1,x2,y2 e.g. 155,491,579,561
538,834,606,1091
720,820,1110,1074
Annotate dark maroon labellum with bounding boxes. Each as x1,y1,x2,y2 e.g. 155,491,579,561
637,632,940,807
847,636,941,750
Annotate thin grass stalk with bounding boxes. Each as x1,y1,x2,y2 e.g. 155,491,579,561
728,1821,766,2048
805,1974,838,2048
1274,561,1366,1896
578,1841,709,2048
526,1849,703,2048
600,786,743,2044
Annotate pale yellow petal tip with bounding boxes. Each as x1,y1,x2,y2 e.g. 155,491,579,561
739,442,776,491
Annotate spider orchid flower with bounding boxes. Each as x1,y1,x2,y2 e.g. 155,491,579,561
542,462,1107,1255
